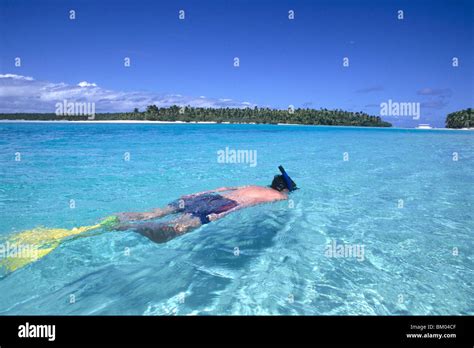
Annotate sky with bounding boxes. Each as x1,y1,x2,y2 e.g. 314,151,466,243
0,0,472,127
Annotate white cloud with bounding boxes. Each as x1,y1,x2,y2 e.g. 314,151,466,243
0,74,256,113
77,81,97,87
0,74,34,81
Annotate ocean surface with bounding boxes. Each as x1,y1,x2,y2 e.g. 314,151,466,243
0,123,472,315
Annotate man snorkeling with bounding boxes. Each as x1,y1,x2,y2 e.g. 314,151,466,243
0,166,297,274
114,166,298,243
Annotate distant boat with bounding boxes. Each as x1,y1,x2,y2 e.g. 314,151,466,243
416,124,432,129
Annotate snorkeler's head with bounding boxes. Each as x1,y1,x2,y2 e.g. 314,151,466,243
271,175,288,192
270,166,298,192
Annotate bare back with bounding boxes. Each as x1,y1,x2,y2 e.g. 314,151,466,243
222,185,287,208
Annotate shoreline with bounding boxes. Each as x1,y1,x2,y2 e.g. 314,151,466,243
0,119,472,130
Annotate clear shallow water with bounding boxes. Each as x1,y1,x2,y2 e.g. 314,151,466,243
0,123,472,315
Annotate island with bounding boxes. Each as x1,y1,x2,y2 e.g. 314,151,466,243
445,108,473,129
0,105,392,127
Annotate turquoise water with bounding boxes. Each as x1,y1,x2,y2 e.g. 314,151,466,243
0,123,472,315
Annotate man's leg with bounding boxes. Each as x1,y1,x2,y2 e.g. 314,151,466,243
117,214,202,243
116,204,179,223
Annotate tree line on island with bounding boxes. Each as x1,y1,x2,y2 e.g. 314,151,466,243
445,108,473,129
1,106,471,128
0,105,392,127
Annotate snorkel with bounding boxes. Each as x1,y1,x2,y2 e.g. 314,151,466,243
278,165,298,191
